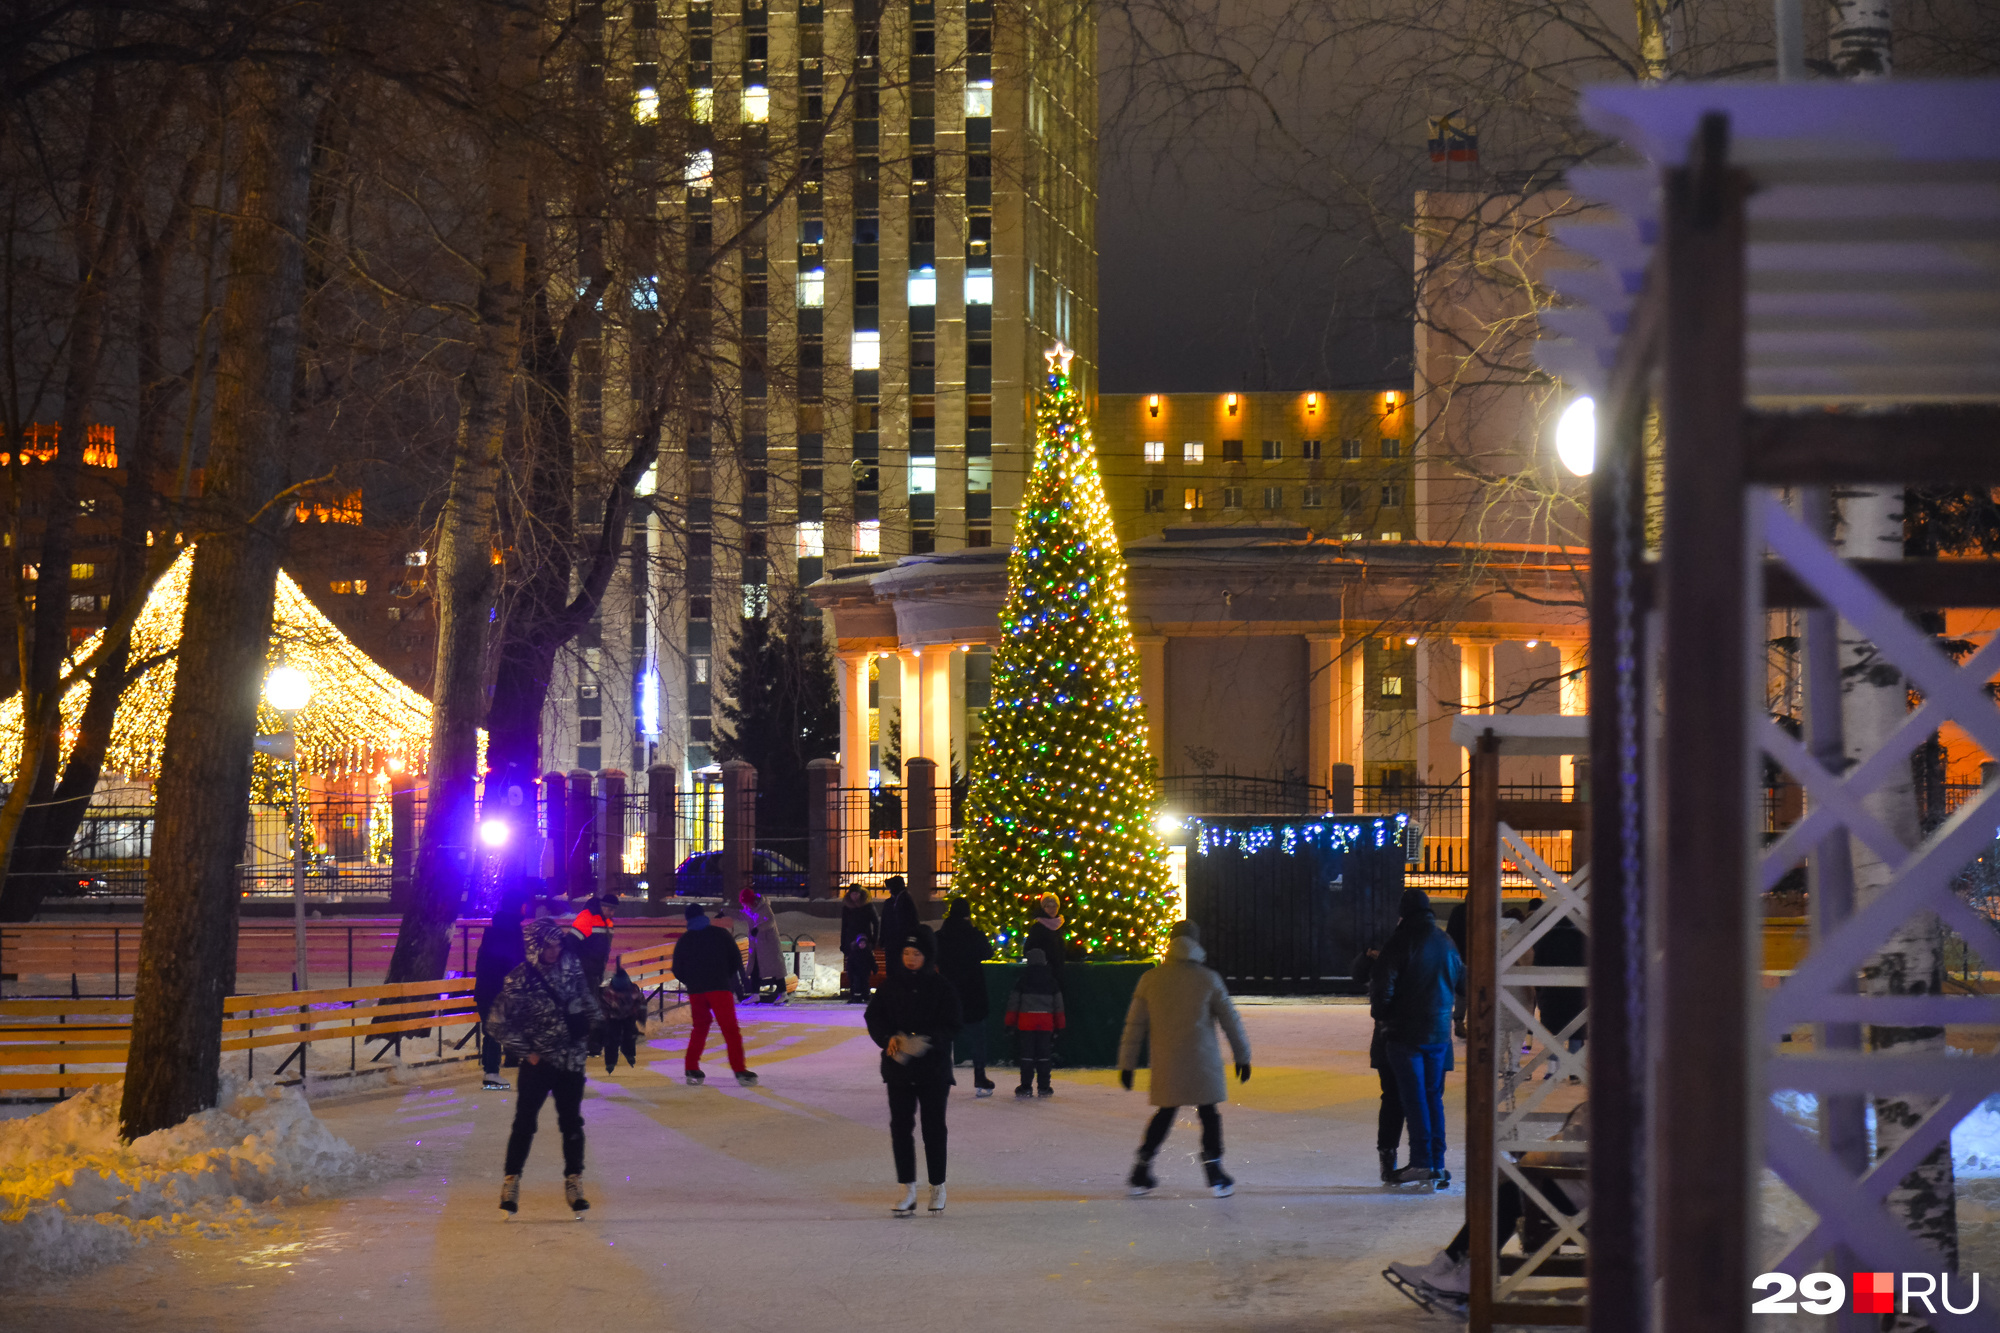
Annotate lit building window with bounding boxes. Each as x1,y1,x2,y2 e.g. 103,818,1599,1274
1182,487,1203,510
796,520,825,558
685,149,714,186
852,330,881,370
909,461,936,493
965,267,993,304
1143,441,1164,463
798,267,825,307
742,84,769,122
636,464,657,497
1381,675,1405,697
908,266,937,306
967,460,992,492
966,79,994,117
1183,441,1204,464
690,87,713,123
353,579,368,595
693,656,711,684
1380,531,1403,542
635,85,660,123
632,275,659,311
857,519,882,556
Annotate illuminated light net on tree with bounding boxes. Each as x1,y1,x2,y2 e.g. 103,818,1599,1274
957,343,1177,961
0,547,432,780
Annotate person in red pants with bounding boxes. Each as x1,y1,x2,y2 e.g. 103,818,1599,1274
671,904,760,1087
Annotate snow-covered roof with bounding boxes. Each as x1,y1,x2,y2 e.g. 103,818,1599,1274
1537,78,2000,407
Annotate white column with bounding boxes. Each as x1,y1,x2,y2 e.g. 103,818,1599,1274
1307,635,1339,799
923,646,953,775
1340,640,1366,778
1454,638,1495,775
1559,639,1588,788
898,650,925,781
837,651,873,791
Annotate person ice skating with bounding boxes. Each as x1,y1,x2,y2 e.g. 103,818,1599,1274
1370,888,1466,1187
1350,936,1406,1182
598,963,646,1073
571,894,616,990
1025,894,1068,984
740,888,787,1004
1384,1103,1589,1313
671,903,759,1087
1004,947,1065,1097
878,875,920,982
490,917,603,1216
840,884,880,1003
865,931,962,1216
937,897,998,1096
473,893,528,1091
1116,921,1251,1198
1533,910,1586,1079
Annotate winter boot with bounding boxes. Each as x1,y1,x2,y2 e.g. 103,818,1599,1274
927,1183,947,1214
1128,1154,1159,1197
685,1067,706,1085
893,1183,919,1217
1015,1079,1035,1099
499,1175,520,1215
1203,1159,1235,1198
564,1174,590,1214
1378,1150,1399,1184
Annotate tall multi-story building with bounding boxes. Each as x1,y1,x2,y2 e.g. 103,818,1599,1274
544,0,1099,781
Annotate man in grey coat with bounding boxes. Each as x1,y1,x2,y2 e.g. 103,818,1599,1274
1116,921,1252,1198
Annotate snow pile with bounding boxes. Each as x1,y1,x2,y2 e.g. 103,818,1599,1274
1772,1089,2000,1178
0,1075,379,1280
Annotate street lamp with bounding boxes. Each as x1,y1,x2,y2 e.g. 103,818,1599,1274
265,663,312,991
1556,396,1596,477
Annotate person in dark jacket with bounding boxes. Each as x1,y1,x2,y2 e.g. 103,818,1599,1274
474,894,529,1091
1004,947,1066,1097
490,917,604,1216
1024,895,1067,983
878,876,920,983
670,904,759,1087
1533,913,1586,1078
1443,900,1470,1039
840,884,880,1004
865,930,963,1216
598,964,646,1073
1351,937,1407,1183
936,897,997,1096
571,895,616,990
1369,888,1466,1186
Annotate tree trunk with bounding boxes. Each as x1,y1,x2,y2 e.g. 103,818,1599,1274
386,1,540,981
119,60,323,1141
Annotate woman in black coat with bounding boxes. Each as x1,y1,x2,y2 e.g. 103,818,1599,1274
936,897,996,1096
473,894,528,1090
839,884,880,1004
865,928,962,1216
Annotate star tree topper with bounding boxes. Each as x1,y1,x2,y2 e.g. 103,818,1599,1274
1044,341,1075,379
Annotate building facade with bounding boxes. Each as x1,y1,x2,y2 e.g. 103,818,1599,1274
542,0,1099,780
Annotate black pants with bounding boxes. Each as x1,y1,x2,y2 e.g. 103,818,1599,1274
478,1004,502,1077
1447,1180,1525,1261
1140,1103,1223,1162
887,1079,950,1185
845,946,874,1003
1376,1064,1406,1154
504,1060,586,1177
1015,1030,1054,1090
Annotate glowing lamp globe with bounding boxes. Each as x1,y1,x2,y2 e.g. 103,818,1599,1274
265,664,312,713
1555,396,1596,477
478,818,511,849
1154,812,1183,836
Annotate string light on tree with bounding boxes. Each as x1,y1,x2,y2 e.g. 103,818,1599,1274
957,342,1178,961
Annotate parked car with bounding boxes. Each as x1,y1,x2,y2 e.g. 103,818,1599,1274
670,849,809,898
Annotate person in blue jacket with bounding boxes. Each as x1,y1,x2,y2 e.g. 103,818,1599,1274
1369,888,1466,1187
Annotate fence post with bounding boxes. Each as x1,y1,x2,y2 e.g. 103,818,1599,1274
598,770,627,898
807,757,839,898
1328,763,1355,815
542,771,567,899
567,769,594,899
390,775,417,911
905,756,937,905
721,759,756,907
647,764,676,902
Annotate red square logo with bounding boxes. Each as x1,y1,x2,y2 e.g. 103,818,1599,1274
1854,1272,1896,1315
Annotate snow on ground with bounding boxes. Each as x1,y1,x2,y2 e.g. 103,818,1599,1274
0,1075,389,1280
1772,1087,2000,1177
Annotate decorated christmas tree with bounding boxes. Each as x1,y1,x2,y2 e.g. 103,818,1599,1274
957,344,1177,961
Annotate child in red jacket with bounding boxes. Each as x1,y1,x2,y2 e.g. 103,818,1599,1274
1004,948,1066,1098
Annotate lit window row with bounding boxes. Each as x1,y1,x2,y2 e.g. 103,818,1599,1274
1143,438,1398,462
798,267,992,309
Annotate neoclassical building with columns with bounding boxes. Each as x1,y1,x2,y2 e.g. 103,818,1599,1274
808,523,1590,811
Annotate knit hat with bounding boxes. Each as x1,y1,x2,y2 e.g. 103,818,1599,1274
684,903,710,928
524,918,567,953
944,897,971,923
1399,887,1433,920
1170,920,1200,942
883,874,907,894
899,931,936,965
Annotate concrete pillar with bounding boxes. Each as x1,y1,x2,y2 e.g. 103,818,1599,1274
898,650,924,779
1136,634,1167,772
389,773,417,912
1558,639,1589,789
837,650,873,791
923,646,953,775
598,769,626,897
646,764,676,902
1329,762,1355,814
1340,642,1367,778
567,770,595,898
905,756,937,903
542,770,567,897
807,756,840,898
1454,639,1495,777
721,759,757,907
1307,635,1339,802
